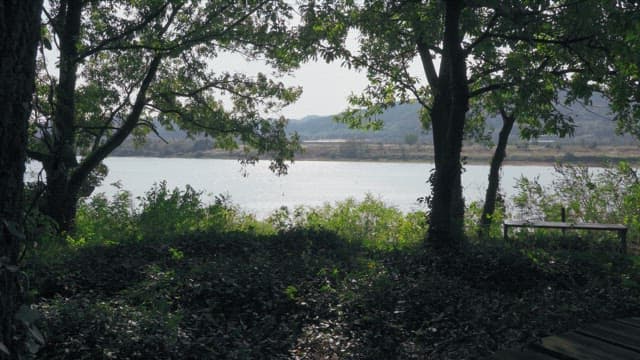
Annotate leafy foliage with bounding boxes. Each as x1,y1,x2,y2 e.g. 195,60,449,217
466,199,506,240
29,0,307,231
28,221,640,359
70,182,266,247
20,181,640,359
267,194,427,249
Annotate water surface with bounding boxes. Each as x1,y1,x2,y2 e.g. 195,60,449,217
55,157,557,218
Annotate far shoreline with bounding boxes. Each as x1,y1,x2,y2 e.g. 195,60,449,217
111,142,640,167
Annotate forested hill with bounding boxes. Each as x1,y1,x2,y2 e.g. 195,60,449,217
287,94,638,145
287,104,426,143
141,93,637,146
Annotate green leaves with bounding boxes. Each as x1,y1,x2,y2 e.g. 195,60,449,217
31,0,309,222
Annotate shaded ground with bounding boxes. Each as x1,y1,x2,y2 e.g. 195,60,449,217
28,230,640,359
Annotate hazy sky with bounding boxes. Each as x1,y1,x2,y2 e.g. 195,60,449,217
214,49,374,120
280,60,371,119
214,38,374,120
215,52,426,120
214,27,425,120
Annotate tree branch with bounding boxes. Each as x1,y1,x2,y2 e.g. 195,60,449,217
469,81,515,98
486,33,594,46
145,103,241,135
26,149,50,163
78,3,171,60
70,55,162,189
415,37,439,92
463,11,498,55
138,119,169,144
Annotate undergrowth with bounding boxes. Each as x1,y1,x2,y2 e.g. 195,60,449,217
19,169,640,359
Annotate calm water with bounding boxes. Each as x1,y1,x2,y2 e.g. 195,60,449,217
28,157,557,218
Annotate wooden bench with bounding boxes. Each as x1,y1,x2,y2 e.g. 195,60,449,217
493,317,640,359
503,220,628,254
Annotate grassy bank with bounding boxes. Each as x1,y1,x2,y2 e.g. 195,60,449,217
21,188,640,359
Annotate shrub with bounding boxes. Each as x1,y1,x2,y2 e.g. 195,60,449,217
466,200,506,241
66,182,269,250
74,189,138,245
137,181,205,239
267,194,427,249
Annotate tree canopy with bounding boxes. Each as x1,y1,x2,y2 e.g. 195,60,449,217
30,0,307,231
302,0,632,248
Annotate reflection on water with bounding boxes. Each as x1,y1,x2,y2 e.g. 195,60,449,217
27,157,557,218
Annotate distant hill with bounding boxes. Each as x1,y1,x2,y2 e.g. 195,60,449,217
117,93,638,158
287,104,426,143
286,94,638,146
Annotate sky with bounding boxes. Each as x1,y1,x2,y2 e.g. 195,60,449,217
279,60,371,119
213,33,375,120
214,50,426,121
213,27,425,121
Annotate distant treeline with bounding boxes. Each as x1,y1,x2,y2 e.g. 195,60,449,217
113,96,639,158
287,96,638,146
111,138,640,165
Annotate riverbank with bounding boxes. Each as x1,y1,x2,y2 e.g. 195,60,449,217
26,178,640,359
113,141,640,166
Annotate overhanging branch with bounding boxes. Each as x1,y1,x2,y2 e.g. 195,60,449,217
70,55,162,189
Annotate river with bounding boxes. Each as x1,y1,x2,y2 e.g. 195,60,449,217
27,157,558,218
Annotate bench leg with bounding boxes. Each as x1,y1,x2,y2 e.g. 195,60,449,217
620,229,627,255
503,224,508,242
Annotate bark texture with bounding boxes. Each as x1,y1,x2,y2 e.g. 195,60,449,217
479,109,515,236
41,0,83,232
0,0,43,358
425,0,469,250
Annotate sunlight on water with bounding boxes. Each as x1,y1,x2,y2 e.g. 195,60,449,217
27,157,558,218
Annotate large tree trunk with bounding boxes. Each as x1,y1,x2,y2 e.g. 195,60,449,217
479,109,515,237
425,0,469,251
40,167,80,233
0,0,43,358
41,0,83,232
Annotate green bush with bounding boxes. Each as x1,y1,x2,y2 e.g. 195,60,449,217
138,182,269,238
267,194,427,249
465,200,506,241
69,182,268,249
137,181,206,239
75,189,138,245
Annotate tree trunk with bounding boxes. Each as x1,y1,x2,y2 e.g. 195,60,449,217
40,167,80,233
40,0,83,233
479,109,515,237
0,0,43,358
35,0,166,233
425,0,469,251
